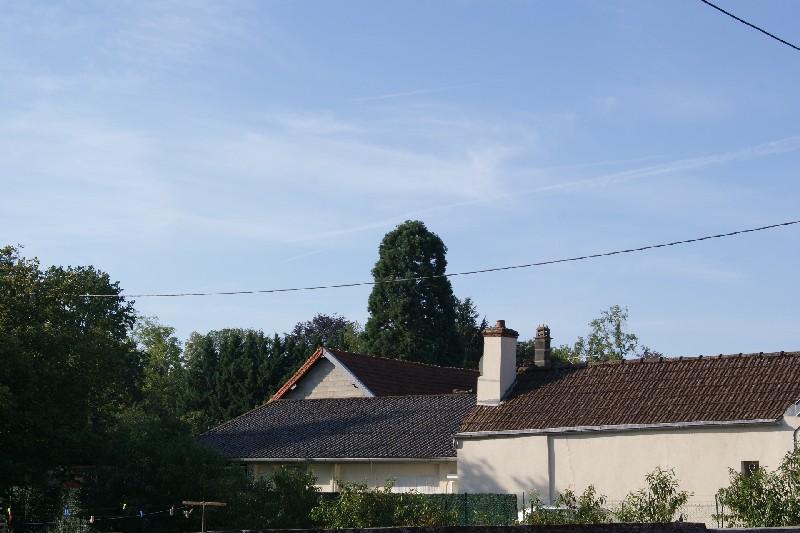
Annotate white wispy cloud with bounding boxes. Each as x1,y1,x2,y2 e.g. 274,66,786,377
353,80,504,102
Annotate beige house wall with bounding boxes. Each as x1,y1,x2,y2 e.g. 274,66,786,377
249,461,458,494
458,416,800,504
457,433,550,497
283,359,366,400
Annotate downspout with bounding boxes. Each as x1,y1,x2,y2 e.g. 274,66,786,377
793,426,799,450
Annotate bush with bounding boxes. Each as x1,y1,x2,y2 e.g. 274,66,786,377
217,464,320,530
715,448,800,527
310,479,456,528
615,467,691,522
521,486,609,524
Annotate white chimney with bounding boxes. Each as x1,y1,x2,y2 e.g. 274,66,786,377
477,320,519,406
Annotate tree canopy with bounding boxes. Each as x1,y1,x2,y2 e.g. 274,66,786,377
531,305,657,364
362,221,462,366
0,245,140,486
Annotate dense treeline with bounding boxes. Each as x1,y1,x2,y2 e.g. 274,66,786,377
0,245,359,532
180,316,361,431
0,242,486,532
2,237,797,532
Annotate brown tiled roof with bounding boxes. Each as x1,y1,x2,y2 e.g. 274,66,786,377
327,349,479,396
271,348,479,400
200,394,476,460
459,351,800,434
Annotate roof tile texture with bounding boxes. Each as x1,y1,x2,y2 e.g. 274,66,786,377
201,394,476,460
460,352,800,433
328,349,479,396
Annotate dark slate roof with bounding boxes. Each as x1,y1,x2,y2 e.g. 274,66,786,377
459,351,800,434
271,348,479,400
201,394,476,460
328,349,479,396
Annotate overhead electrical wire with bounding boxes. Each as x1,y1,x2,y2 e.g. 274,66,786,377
698,0,800,52
81,219,800,299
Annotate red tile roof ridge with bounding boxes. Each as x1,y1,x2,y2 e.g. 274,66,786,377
518,350,800,371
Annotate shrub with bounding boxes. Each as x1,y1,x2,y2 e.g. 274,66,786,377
715,448,800,527
310,479,456,528
521,486,609,524
615,467,691,522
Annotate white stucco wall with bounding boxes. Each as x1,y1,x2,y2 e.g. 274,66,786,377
458,416,800,505
283,359,365,400
249,461,458,494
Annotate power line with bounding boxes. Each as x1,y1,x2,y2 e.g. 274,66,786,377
83,219,800,298
698,0,800,52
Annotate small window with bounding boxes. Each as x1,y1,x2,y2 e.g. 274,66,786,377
741,461,760,477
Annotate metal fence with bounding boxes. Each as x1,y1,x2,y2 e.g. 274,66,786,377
432,493,519,525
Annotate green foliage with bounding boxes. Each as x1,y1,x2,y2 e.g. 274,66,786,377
132,316,186,417
0,245,140,487
532,305,650,363
181,328,311,432
265,465,321,529
310,480,456,528
290,313,363,351
577,305,640,361
615,467,691,522
85,406,236,511
456,297,487,369
209,464,320,530
362,220,462,366
716,448,800,527
522,486,610,524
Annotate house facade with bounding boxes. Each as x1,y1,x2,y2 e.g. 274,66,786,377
201,347,478,494
456,321,800,519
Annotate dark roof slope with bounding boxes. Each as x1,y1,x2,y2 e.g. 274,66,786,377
271,348,479,400
328,349,479,396
201,394,476,460
460,351,800,434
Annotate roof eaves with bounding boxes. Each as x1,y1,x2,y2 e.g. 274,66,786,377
235,457,458,463
456,418,782,439
270,346,324,401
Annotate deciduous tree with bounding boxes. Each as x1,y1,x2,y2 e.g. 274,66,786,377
0,245,140,486
543,305,651,363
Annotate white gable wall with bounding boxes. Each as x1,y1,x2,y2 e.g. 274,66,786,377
283,359,367,400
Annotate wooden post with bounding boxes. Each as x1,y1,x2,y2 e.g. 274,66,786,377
181,501,226,532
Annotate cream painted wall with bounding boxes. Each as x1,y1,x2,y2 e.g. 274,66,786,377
248,461,458,494
457,433,550,497
283,359,365,400
458,417,800,505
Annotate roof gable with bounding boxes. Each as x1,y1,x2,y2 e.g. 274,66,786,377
459,351,800,434
201,394,476,460
272,348,479,401
327,349,479,396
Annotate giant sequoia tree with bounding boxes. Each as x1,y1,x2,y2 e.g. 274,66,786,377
362,221,462,366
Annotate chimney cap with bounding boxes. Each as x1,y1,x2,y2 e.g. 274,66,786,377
482,319,519,339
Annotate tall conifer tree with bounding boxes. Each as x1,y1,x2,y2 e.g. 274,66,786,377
362,220,461,366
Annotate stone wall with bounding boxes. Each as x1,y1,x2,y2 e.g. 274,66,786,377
206,523,719,533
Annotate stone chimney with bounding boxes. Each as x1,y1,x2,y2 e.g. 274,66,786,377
534,324,551,368
477,320,519,405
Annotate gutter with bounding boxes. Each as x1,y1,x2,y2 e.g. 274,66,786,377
456,418,780,439
236,457,456,463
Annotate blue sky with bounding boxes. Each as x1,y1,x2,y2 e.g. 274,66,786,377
2,0,798,356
